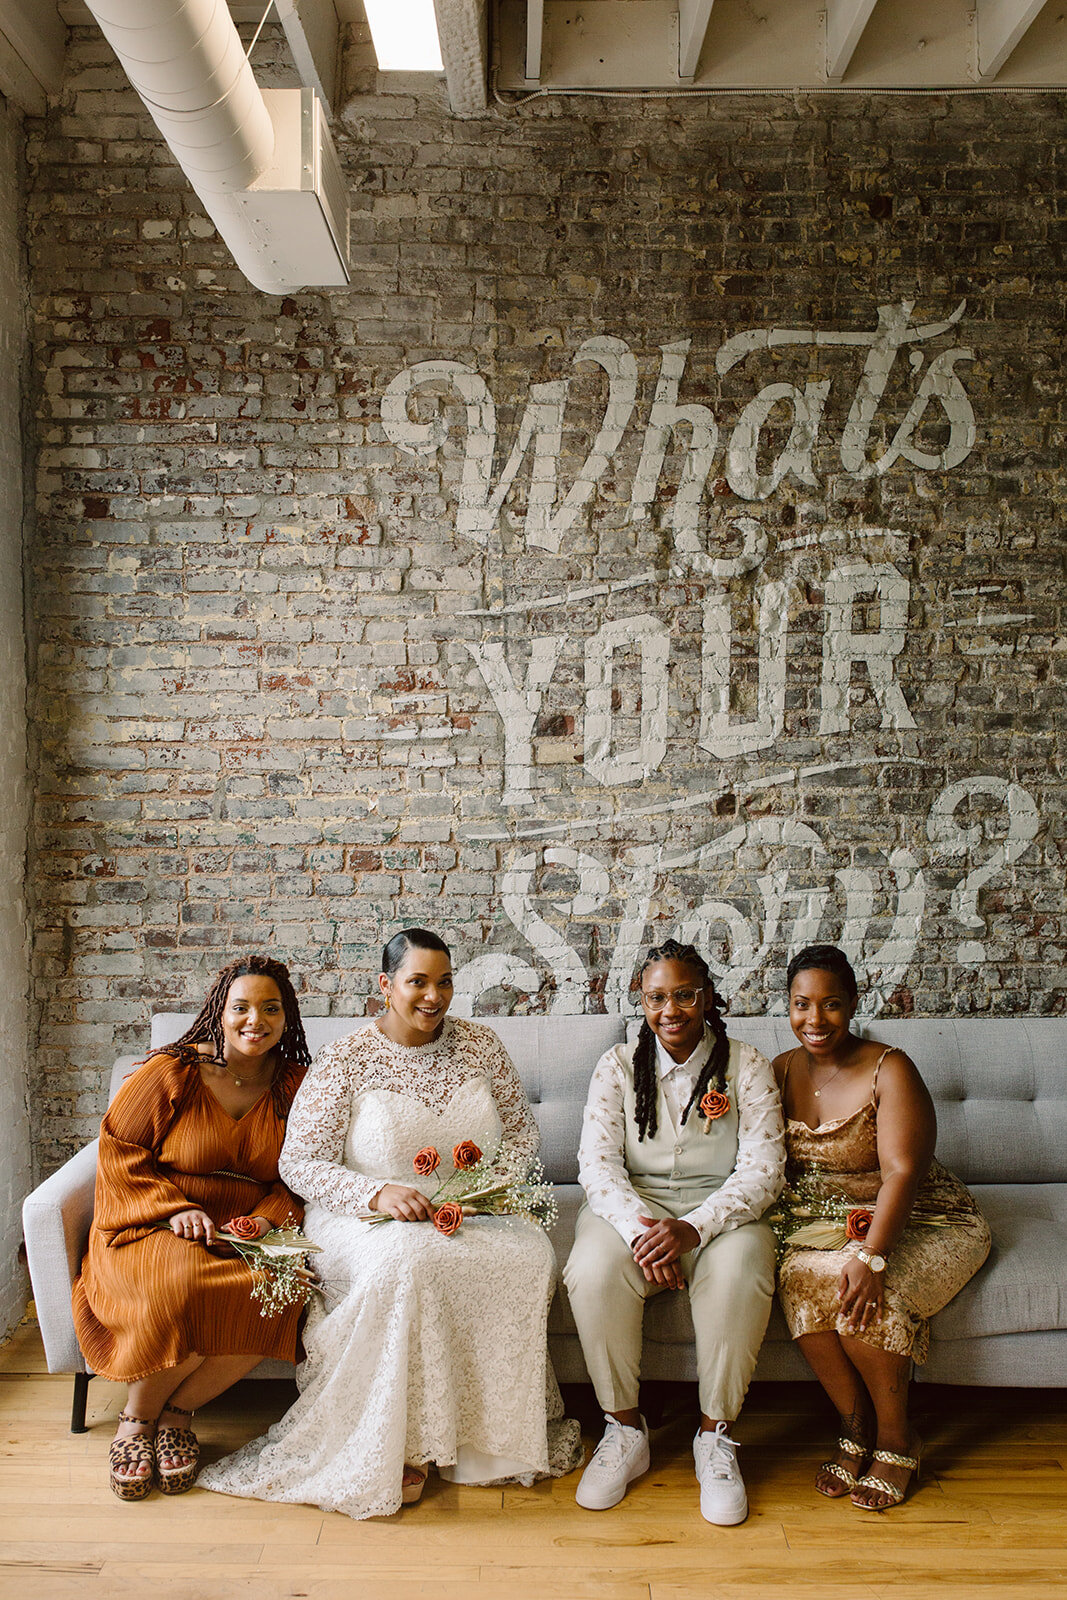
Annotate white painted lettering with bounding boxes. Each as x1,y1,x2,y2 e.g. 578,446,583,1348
819,561,916,734
459,637,564,806
584,614,669,787
699,581,789,757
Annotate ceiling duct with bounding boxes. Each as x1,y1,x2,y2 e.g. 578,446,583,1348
83,0,350,295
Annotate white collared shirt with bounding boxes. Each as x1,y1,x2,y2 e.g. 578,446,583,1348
654,1028,713,1132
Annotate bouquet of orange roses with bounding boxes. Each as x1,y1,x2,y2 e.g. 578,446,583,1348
768,1177,969,1257
367,1139,558,1237
214,1217,321,1316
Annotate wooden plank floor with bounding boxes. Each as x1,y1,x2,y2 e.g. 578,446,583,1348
1,1314,1064,1600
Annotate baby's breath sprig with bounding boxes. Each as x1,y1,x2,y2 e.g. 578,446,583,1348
366,1139,558,1234
158,1213,322,1318
222,1217,322,1317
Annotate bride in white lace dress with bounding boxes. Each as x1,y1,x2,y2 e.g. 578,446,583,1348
199,928,580,1520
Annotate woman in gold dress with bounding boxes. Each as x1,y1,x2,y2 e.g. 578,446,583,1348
773,945,990,1510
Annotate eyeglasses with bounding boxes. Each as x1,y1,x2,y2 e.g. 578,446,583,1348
640,987,702,1009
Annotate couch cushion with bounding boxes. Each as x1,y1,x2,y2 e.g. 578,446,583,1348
838,1020,1067,1187
479,1015,626,1184
930,1183,1067,1339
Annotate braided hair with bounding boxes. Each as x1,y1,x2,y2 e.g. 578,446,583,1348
632,938,730,1142
168,953,311,1069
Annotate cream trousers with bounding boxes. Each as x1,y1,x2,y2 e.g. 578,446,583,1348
563,1201,776,1421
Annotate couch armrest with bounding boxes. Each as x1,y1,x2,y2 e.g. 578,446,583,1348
22,1140,98,1374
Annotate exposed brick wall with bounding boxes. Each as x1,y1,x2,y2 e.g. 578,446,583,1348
0,93,31,1331
26,28,1067,1167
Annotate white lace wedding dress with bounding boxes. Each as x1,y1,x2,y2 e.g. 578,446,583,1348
199,1018,581,1520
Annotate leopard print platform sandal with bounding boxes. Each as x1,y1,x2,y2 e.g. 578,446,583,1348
108,1411,156,1501
155,1402,200,1495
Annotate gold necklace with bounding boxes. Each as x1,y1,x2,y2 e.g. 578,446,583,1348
212,1057,275,1090
807,1058,846,1098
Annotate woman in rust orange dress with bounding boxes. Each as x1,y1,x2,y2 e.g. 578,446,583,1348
72,955,311,1501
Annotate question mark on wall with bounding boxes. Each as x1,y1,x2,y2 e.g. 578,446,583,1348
926,777,1040,965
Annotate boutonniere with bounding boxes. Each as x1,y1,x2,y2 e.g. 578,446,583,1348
700,1090,730,1132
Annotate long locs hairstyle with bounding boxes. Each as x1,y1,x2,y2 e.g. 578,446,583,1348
170,953,312,1069
632,939,729,1142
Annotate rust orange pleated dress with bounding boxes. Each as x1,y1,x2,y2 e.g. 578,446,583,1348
72,1051,307,1382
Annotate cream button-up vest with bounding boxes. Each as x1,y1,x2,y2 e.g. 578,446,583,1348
622,1036,743,1213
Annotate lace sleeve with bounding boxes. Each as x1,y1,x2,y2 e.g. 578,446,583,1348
577,1046,648,1246
476,1024,541,1166
278,1038,383,1215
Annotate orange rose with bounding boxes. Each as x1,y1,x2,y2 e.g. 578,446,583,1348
846,1208,873,1242
227,1215,260,1240
413,1146,440,1177
433,1201,464,1237
452,1140,482,1170
700,1091,730,1121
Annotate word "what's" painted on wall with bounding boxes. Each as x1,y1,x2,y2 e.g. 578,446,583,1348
381,301,975,558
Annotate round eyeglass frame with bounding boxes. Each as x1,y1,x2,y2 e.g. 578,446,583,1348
639,986,704,1010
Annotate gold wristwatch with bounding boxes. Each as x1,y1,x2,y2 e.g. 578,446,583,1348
856,1246,886,1272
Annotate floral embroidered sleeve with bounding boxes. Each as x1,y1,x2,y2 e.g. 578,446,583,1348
577,1046,650,1246
278,1037,384,1215
680,1043,786,1247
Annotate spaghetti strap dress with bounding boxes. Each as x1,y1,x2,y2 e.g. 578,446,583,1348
72,1051,307,1381
777,1048,991,1362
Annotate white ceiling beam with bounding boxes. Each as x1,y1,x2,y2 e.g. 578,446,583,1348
0,28,46,114
0,0,67,101
434,0,489,116
274,0,340,109
975,0,1050,79
678,0,714,81
526,0,544,80
824,0,879,81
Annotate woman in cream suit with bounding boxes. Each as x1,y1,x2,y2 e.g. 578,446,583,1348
564,938,785,1525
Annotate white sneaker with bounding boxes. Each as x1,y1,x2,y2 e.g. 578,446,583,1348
575,1416,650,1510
694,1423,748,1525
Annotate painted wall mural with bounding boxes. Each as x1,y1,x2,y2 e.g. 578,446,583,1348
376,302,1041,1015
29,71,1067,1166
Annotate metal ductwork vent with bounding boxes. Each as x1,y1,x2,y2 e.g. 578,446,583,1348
83,0,351,296
237,89,351,290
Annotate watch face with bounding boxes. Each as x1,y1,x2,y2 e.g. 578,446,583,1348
864,1252,886,1271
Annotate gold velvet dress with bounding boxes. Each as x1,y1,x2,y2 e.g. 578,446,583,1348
777,1052,991,1362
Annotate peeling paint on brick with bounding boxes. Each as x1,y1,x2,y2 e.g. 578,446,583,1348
23,30,1067,1166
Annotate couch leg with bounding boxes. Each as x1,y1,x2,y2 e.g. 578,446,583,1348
71,1370,91,1434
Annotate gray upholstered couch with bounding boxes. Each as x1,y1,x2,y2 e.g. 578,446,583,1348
22,1012,1067,1431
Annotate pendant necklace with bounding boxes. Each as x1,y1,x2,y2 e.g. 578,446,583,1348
808,1060,845,1099
215,1058,273,1090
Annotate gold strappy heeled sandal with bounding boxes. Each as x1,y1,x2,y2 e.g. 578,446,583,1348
817,1435,869,1497
155,1401,200,1495
108,1411,156,1501
851,1442,921,1510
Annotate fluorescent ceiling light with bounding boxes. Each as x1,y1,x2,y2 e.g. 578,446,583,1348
364,0,444,71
